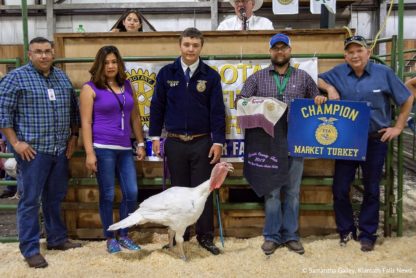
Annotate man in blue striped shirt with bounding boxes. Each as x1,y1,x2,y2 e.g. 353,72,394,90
0,37,81,268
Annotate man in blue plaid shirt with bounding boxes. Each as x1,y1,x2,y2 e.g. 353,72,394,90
237,33,326,256
0,37,81,268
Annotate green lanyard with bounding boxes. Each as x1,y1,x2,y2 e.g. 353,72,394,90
273,66,292,95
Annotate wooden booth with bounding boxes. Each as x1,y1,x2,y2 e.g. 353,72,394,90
55,29,348,239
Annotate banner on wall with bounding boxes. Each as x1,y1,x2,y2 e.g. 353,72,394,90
310,0,336,15
272,0,299,15
125,58,318,161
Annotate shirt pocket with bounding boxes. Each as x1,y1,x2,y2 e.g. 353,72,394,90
369,90,386,110
18,89,44,106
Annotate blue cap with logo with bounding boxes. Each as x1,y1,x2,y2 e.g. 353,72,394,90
269,33,291,49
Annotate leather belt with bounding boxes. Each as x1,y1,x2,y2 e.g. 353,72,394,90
167,133,208,142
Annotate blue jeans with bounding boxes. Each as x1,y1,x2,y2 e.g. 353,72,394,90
263,156,304,244
333,138,387,243
16,152,69,258
95,148,138,238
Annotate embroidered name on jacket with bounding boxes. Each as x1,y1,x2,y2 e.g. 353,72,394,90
167,80,179,87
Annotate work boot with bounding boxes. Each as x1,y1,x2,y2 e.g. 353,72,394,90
285,240,305,255
47,239,82,251
261,240,282,255
25,254,48,268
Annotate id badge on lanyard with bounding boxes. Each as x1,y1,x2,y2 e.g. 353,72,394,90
47,88,56,101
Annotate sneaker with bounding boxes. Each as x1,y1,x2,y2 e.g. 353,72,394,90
261,240,282,255
339,232,357,247
107,238,122,254
285,240,305,255
119,237,141,251
360,239,375,252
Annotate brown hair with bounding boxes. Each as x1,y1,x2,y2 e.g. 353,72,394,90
110,9,143,32
179,27,204,46
89,45,126,89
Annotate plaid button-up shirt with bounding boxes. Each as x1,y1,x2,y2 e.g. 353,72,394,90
0,62,80,155
238,64,320,111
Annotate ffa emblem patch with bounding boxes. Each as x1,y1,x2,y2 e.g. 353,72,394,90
196,80,207,92
266,103,275,112
126,69,156,129
315,117,338,145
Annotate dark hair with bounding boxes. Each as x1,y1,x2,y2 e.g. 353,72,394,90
29,37,53,47
89,45,127,89
110,9,143,32
179,27,204,46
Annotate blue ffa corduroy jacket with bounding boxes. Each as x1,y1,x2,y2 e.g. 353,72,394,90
149,57,226,144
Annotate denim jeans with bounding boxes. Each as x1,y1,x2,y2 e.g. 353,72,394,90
332,138,387,243
94,148,138,238
263,156,304,244
16,151,69,258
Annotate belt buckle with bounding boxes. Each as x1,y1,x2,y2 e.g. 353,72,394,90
179,134,193,141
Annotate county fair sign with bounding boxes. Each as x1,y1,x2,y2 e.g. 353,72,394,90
125,58,318,161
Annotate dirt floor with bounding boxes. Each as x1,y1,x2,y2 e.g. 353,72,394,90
0,169,415,277
0,233,415,278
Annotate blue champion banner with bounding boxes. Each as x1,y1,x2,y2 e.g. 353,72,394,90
288,99,371,161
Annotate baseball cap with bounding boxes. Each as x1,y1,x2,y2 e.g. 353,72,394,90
269,33,291,49
344,35,368,50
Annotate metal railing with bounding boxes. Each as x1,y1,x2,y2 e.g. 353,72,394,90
1,52,404,243
0,58,22,70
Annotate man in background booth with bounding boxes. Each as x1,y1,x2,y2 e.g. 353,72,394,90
217,0,274,31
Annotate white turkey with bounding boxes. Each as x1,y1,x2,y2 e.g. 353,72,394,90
108,162,233,260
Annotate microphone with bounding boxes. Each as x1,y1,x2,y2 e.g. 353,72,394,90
239,7,246,17
239,7,247,30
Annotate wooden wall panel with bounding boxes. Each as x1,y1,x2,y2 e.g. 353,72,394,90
0,44,23,75
54,29,348,88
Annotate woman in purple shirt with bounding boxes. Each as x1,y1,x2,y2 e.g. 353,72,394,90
80,45,146,253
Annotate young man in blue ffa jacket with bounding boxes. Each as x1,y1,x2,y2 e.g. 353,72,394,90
149,27,226,255
317,35,413,252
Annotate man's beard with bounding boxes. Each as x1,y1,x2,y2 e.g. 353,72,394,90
271,57,290,68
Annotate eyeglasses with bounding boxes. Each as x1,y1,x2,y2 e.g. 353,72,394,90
344,36,367,45
30,49,53,56
270,45,290,52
